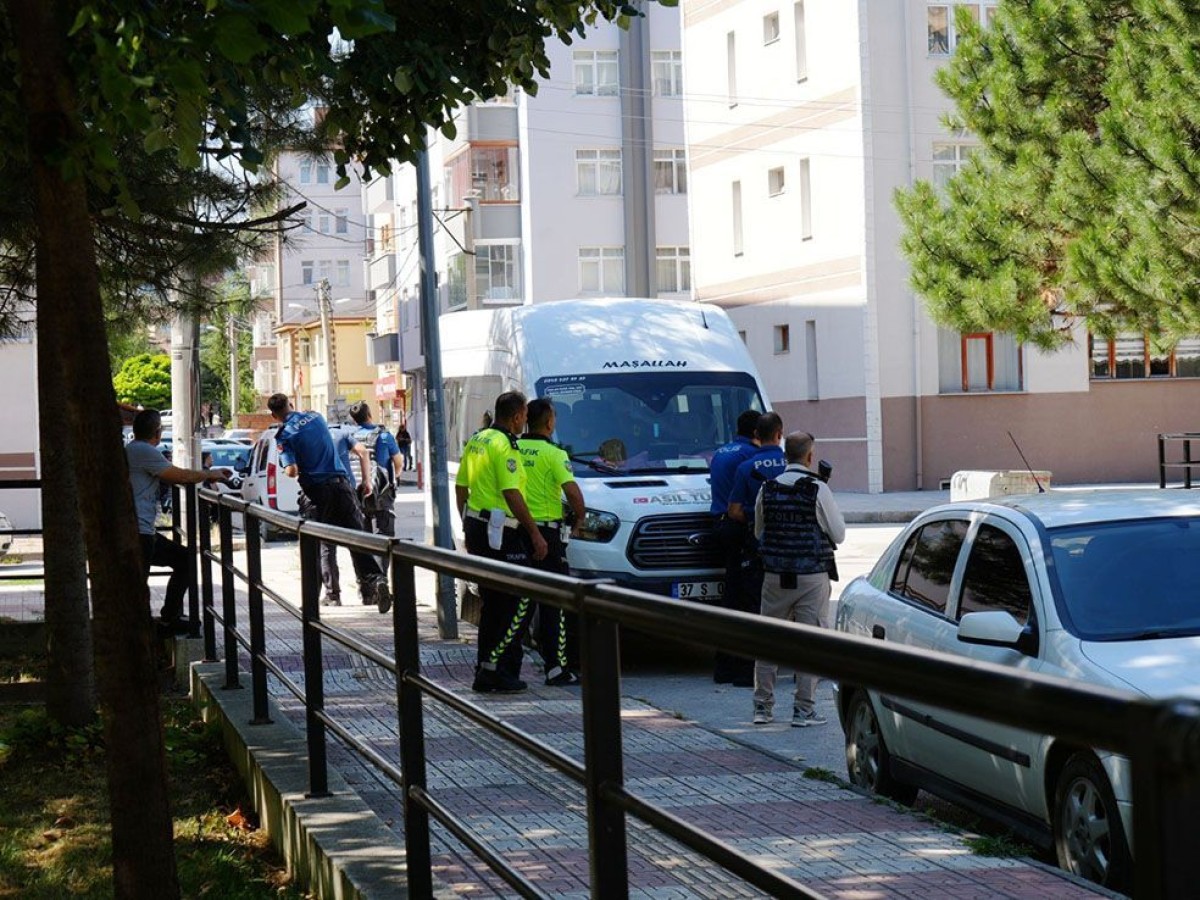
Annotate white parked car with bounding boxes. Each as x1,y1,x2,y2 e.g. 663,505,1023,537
834,489,1200,893
239,426,299,538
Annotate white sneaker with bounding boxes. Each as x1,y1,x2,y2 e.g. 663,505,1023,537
753,703,773,725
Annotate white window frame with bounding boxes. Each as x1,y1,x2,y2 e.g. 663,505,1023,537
932,141,976,189
799,157,812,240
732,180,744,256
651,50,683,97
578,246,625,295
794,1,808,82
316,161,331,184
763,11,781,45
774,324,790,355
653,148,687,195
573,50,619,97
655,246,691,295
299,161,313,184
576,148,623,196
301,260,314,285
317,211,332,234
927,2,999,56
768,166,786,197
335,259,351,287
317,260,332,282
726,31,738,108
335,208,349,235
475,241,522,303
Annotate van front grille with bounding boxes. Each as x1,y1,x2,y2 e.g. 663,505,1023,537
626,514,721,570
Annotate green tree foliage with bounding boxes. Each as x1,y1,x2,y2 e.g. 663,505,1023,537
199,276,257,417
111,353,171,409
894,1,1200,348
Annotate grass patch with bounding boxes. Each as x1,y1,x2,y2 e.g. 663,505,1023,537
802,767,841,784
962,832,1033,858
0,700,308,898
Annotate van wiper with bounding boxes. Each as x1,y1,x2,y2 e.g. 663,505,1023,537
569,453,621,474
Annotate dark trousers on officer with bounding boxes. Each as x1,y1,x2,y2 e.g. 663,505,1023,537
529,522,573,675
140,532,189,621
464,516,535,679
712,517,758,684
362,486,396,575
303,477,387,603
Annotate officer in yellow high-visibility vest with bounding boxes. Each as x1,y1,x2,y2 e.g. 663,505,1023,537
518,398,587,686
455,391,548,693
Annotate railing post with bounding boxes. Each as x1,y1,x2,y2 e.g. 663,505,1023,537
200,493,217,662
246,504,271,725
578,594,628,900
299,530,329,798
392,545,432,897
1131,700,1200,898
1185,438,1193,490
219,502,240,690
1159,434,1167,489
185,484,199,637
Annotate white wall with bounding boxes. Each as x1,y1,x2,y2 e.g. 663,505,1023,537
0,339,41,529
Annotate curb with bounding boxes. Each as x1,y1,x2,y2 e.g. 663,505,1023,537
842,510,923,524
190,662,455,899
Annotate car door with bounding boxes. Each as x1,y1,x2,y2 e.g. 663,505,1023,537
926,516,1046,813
871,517,971,762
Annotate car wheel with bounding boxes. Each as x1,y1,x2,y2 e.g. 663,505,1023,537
844,690,918,805
1053,752,1132,892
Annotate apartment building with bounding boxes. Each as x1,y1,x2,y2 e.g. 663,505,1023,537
361,2,690,439
246,146,375,419
683,0,1200,491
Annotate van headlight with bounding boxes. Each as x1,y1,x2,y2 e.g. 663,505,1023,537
574,508,620,543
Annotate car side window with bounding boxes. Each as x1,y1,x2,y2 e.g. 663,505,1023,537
890,519,968,615
254,439,269,472
958,524,1032,625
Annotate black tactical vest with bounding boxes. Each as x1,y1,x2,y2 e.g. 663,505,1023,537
757,474,835,576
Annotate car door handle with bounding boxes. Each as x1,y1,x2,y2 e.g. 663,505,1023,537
871,624,886,640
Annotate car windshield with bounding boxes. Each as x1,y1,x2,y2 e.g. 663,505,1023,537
536,371,763,476
1048,517,1200,640
207,446,251,469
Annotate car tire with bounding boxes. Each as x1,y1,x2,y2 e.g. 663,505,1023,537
1053,752,1132,892
844,690,918,805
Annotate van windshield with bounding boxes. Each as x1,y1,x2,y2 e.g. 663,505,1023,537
537,371,764,475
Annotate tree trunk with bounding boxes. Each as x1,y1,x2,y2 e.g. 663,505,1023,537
6,1,180,897
39,311,95,727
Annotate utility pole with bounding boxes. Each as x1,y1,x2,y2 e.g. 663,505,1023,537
227,315,238,426
316,278,338,417
416,147,457,638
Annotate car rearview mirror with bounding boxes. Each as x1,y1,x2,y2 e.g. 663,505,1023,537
957,610,1036,655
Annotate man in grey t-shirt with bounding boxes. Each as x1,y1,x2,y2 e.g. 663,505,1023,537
127,409,230,626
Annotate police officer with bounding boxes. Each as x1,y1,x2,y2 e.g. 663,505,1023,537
751,431,844,727
268,393,391,614
518,398,587,686
349,400,402,547
455,391,549,693
708,409,761,684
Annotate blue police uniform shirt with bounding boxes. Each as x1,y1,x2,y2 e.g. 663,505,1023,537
709,435,758,514
328,424,359,481
728,445,787,520
354,424,400,482
276,410,343,488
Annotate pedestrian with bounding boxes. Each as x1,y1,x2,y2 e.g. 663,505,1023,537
720,412,788,686
395,420,414,471
126,409,232,628
298,420,372,607
708,409,762,685
455,391,548,693
751,431,845,727
349,401,401,554
518,398,587,686
267,393,392,614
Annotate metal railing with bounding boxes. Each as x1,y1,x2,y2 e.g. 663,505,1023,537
195,487,1200,899
1158,433,1200,489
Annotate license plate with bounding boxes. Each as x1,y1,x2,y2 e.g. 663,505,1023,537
671,581,724,600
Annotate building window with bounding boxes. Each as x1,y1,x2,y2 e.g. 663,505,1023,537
651,50,683,97
794,1,808,82
932,141,976,189
928,2,999,56
316,161,331,184
799,158,812,240
397,209,407,250
298,209,312,232
317,260,332,282
301,260,314,285
299,161,313,184
1090,333,1200,379
317,211,332,234
763,11,781,44
726,31,738,107
446,144,519,206
653,148,687,194
476,243,521,302
576,149,622,196
579,247,625,294
732,180,744,256
297,335,312,364
335,209,349,234
768,166,786,196
574,50,619,96
446,254,468,309
938,329,1022,392
806,320,819,399
336,259,351,287
655,246,691,294
774,324,790,354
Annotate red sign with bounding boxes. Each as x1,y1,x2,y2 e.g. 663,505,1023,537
374,375,402,401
